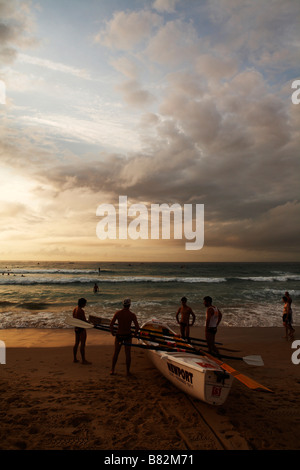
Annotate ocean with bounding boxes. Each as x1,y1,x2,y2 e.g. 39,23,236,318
0,261,299,329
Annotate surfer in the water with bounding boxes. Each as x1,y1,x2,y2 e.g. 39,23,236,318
110,299,139,376
175,296,196,339
72,298,91,365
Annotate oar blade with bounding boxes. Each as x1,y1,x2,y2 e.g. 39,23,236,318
203,351,273,393
243,355,264,366
65,317,94,329
234,372,272,393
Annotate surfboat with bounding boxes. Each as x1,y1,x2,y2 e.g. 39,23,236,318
140,319,234,405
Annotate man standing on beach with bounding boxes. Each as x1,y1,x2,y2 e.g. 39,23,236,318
282,295,295,339
176,296,196,339
204,296,222,355
110,299,140,376
73,298,91,365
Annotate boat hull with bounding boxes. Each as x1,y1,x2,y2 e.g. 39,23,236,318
141,320,234,405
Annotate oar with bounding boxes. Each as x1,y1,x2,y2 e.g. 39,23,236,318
88,316,223,345
122,341,201,354
65,320,192,354
66,317,271,389
95,323,254,364
138,329,239,353
66,317,124,332
139,334,264,366
126,338,264,369
138,326,223,345
66,317,95,328
67,318,192,347
85,322,221,356
201,350,273,393
66,318,262,366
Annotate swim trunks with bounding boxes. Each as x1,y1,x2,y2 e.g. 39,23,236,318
207,327,217,334
75,327,84,334
283,314,292,325
116,334,132,344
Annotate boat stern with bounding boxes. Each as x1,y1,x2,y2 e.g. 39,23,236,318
203,368,234,405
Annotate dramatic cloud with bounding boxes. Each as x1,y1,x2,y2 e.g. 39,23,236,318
0,0,38,63
145,19,200,66
94,10,162,50
117,80,156,107
1,0,299,260
153,0,180,13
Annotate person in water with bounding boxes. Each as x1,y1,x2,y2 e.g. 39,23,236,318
93,283,99,294
175,296,196,339
110,299,139,376
72,298,91,365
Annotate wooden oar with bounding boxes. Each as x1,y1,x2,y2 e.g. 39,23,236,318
201,350,273,393
84,321,226,356
66,317,95,328
139,326,223,345
136,333,264,366
88,316,223,345
66,317,262,366
123,340,264,370
137,330,239,353
89,318,235,351
142,336,264,366
123,342,199,354
93,323,257,365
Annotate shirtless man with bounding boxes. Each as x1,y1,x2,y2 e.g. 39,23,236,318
282,295,295,339
110,299,140,376
175,297,195,339
72,298,91,365
204,296,222,355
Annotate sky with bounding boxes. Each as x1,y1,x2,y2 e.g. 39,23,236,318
0,0,299,262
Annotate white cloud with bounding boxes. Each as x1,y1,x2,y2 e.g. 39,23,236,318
206,0,299,72
4,68,45,93
146,19,199,65
195,54,237,83
110,56,139,80
94,10,162,50
18,112,141,152
152,0,180,13
0,0,38,63
117,79,156,107
18,53,92,80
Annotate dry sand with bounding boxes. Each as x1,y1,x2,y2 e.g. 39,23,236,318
0,326,299,451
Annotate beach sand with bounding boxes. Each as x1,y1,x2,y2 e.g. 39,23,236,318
0,326,299,451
